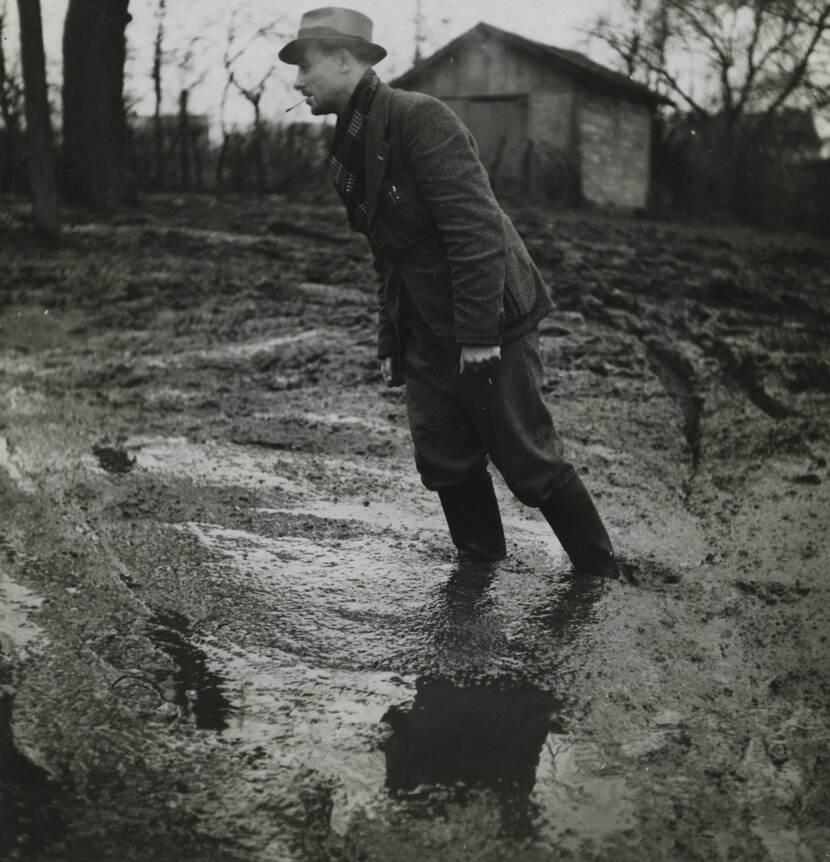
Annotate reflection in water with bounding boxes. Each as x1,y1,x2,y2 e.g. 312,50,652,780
437,561,499,621
146,610,237,731
380,570,608,839
530,575,607,634
382,679,562,837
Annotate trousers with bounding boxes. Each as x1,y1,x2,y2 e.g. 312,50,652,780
403,328,575,507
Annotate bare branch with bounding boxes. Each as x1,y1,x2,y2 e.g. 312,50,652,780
585,0,830,123
757,2,830,119
735,2,767,114
668,1,737,113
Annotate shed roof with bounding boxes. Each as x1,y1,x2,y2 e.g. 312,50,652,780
391,22,666,107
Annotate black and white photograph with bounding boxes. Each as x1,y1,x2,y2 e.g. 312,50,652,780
1,0,829,859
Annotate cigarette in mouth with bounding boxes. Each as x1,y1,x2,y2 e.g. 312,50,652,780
285,97,307,113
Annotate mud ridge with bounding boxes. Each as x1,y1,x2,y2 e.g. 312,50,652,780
643,336,704,476
711,340,794,420
733,579,812,605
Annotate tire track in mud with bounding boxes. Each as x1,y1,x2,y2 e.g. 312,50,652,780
575,279,821,508
560,231,830,860
642,337,704,477
707,339,795,420
562,295,708,504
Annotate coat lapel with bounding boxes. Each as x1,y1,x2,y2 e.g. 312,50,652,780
365,83,391,224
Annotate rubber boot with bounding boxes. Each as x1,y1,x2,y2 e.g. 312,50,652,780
438,471,507,562
539,474,619,577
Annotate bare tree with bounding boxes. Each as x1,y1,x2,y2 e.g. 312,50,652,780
62,0,132,208
172,35,209,191
229,63,278,195
587,0,830,217
410,0,453,69
0,1,25,192
217,12,283,195
215,69,233,196
414,0,425,63
16,0,60,236
588,0,830,131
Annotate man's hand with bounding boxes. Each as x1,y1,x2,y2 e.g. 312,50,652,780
459,344,501,374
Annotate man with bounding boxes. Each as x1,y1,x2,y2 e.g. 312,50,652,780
279,7,618,577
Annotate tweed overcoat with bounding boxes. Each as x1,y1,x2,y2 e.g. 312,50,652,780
360,83,554,359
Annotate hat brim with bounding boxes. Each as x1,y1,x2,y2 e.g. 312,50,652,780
279,35,387,65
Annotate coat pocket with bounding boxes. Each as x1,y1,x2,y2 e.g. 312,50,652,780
379,170,432,247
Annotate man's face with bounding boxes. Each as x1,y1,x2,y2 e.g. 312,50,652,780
293,44,351,116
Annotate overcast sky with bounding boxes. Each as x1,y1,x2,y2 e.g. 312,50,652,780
30,0,619,131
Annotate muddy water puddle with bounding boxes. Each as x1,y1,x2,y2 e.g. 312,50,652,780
112,496,644,854
124,436,312,494
0,572,48,656
8,428,700,858
382,679,564,839
137,510,645,853
384,680,560,789
118,434,420,496
376,679,636,850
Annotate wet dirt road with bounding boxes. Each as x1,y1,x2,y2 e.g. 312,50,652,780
1,196,829,861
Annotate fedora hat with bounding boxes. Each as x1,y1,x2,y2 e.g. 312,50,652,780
279,7,387,65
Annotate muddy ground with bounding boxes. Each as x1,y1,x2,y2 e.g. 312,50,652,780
1,194,829,861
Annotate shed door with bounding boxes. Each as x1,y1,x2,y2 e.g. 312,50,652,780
442,96,528,184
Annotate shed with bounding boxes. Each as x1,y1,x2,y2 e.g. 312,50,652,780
391,22,665,209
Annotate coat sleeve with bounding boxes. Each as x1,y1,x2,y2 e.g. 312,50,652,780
400,97,506,345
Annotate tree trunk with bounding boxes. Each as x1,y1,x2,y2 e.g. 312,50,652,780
0,43,21,192
152,0,165,188
252,101,265,195
16,0,60,236
0,9,18,191
215,132,228,196
62,0,131,208
0,123,18,192
192,129,203,191
178,88,191,191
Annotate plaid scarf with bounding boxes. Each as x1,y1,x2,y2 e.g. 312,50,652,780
326,67,380,234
